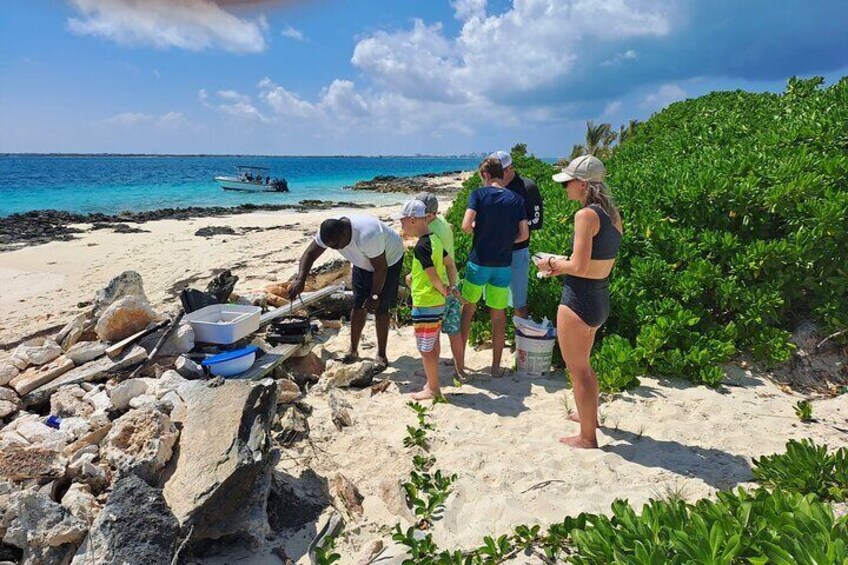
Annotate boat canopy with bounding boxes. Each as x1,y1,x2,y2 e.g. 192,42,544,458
235,165,269,171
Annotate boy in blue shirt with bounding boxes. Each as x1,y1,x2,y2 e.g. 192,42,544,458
460,157,529,377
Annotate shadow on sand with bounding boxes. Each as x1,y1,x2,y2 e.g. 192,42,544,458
602,427,753,491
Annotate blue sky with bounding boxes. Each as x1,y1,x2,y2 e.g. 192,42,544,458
1,0,847,157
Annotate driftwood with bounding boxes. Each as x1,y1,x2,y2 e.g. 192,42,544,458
122,311,183,381
105,319,168,358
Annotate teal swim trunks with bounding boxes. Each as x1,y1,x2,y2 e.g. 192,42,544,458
461,261,511,310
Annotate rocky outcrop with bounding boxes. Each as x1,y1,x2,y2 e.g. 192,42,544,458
0,445,67,481
102,408,178,484
0,387,20,419
71,474,179,565
163,378,277,543
348,170,468,194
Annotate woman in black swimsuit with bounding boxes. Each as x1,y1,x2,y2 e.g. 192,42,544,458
534,155,622,449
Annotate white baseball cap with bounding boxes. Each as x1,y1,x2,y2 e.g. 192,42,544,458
391,199,427,220
488,150,512,168
552,154,606,183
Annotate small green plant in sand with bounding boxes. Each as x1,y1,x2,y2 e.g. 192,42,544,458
753,439,848,502
313,534,341,565
794,399,814,422
391,405,848,562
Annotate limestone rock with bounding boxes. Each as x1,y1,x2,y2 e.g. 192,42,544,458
70,474,178,565
317,359,375,391
0,387,20,419
3,490,86,565
0,446,66,481
83,388,113,415
287,351,326,379
102,408,178,484
93,270,147,317
95,295,158,343
50,386,93,419
128,394,158,410
0,480,14,540
277,378,301,404
163,378,277,543
9,418,67,449
355,539,385,565
59,418,91,442
56,314,88,351
61,483,99,524
23,345,147,405
328,389,353,429
175,355,204,379
14,339,63,366
65,341,107,366
108,378,148,411
330,473,364,516
0,365,19,387
11,356,74,396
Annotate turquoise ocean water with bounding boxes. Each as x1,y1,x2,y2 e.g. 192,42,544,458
0,155,485,217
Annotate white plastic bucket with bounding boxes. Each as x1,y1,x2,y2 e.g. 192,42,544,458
515,333,556,377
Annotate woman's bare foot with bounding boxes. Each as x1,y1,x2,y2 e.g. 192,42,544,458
559,435,598,449
567,412,601,426
411,387,440,401
491,366,506,378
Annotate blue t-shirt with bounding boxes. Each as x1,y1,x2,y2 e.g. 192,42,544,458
467,186,527,267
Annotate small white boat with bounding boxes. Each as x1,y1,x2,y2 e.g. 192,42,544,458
215,165,289,192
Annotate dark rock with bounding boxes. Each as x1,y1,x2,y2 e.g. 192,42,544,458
194,226,237,237
347,170,466,194
206,269,239,303
71,474,179,565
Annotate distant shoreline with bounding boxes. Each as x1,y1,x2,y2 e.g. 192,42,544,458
0,169,471,250
1,153,486,159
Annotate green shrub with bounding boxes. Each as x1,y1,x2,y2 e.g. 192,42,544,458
753,439,848,502
446,76,848,390
569,488,848,565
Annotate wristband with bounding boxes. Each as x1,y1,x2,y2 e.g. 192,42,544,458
547,257,554,270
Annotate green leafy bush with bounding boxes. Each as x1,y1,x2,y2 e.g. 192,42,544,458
795,399,815,422
446,76,848,390
753,439,848,502
569,488,848,565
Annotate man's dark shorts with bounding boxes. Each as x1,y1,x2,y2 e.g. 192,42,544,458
352,259,403,315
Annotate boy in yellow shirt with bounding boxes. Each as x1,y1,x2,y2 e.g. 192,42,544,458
392,200,459,400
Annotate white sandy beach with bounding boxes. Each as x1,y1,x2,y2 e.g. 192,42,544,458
1,190,845,564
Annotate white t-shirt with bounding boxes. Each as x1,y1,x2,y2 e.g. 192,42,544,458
315,214,404,272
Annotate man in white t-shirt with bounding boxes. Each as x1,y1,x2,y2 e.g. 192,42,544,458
289,215,404,370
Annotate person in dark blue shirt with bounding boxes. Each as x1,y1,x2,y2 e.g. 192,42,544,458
460,157,529,377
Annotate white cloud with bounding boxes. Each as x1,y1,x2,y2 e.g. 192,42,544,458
258,78,318,119
103,112,153,126
641,83,687,110
601,49,638,66
66,0,268,53
451,0,487,21
280,25,304,41
219,101,268,122
217,90,251,104
350,1,671,104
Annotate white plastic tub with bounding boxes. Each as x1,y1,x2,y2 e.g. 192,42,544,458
183,304,261,344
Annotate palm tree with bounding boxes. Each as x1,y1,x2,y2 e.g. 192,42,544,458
617,119,641,145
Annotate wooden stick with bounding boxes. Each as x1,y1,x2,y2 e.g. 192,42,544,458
105,320,168,358
121,311,184,381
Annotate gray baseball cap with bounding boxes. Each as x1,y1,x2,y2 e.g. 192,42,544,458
488,150,512,168
414,192,438,214
552,154,606,183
